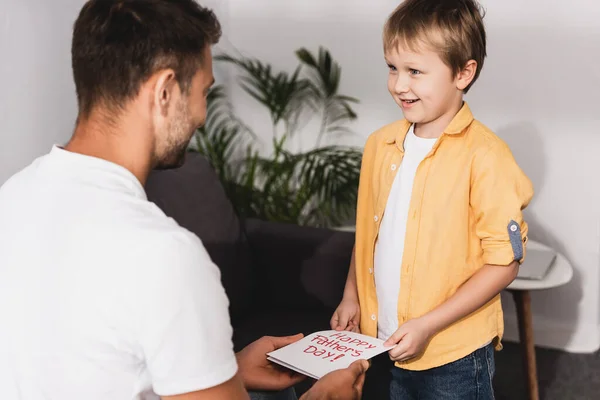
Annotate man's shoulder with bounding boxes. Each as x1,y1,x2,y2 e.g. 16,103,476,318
128,205,207,259
0,155,46,196
91,191,211,274
126,214,218,293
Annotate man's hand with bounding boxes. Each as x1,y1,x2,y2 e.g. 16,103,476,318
384,317,434,362
330,298,361,332
300,360,369,400
236,335,306,391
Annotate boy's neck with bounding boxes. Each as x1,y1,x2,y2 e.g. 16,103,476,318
413,99,464,139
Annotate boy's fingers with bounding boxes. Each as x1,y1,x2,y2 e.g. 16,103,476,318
391,350,415,362
330,313,338,329
388,340,408,359
384,328,406,347
337,313,350,331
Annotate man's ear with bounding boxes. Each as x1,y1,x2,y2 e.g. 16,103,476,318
456,60,477,91
153,69,177,116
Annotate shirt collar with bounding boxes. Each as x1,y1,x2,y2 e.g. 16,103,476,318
50,145,147,200
384,102,475,145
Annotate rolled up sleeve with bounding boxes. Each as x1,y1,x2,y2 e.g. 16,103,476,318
470,141,534,266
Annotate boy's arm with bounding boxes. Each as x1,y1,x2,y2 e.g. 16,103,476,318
387,140,534,358
420,261,518,335
386,261,519,357
432,139,534,332
343,132,379,302
332,132,378,331
343,246,358,300
331,245,361,331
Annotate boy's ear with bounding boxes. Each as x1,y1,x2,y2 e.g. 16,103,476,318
456,60,477,91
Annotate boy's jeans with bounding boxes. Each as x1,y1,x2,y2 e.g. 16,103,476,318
390,344,496,400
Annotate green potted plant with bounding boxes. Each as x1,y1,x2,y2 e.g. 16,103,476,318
193,47,362,228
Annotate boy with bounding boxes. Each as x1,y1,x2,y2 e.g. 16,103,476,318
330,0,534,398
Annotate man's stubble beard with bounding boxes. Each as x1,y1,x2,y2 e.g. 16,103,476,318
154,99,196,170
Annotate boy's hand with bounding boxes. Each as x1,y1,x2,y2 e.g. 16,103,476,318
384,317,435,362
330,297,361,332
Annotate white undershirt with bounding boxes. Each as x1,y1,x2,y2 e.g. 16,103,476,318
374,125,437,340
0,146,238,399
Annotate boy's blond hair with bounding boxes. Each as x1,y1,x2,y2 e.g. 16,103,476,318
384,0,487,93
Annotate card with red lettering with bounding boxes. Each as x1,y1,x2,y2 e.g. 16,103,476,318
266,330,394,379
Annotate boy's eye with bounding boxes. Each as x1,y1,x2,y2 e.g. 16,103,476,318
409,69,421,75
387,64,397,72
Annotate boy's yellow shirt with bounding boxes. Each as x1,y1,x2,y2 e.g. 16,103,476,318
355,102,534,370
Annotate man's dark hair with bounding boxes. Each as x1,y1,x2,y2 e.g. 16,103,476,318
72,0,221,117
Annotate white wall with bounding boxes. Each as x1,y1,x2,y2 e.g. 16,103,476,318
219,0,600,353
0,0,82,184
1,0,598,353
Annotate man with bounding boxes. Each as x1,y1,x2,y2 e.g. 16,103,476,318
0,1,368,399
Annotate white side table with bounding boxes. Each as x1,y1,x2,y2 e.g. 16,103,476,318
333,226,573,400
506,239,573,400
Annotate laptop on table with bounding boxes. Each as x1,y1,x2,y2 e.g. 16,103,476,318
516,248,557,280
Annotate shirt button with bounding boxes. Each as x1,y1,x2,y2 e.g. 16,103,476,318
374,215,379,222
510,224,518,232
371,314,376,321
391,164,397,171
369,268,373,274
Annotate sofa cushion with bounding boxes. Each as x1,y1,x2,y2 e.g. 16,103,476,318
245,219,353,311
144,151,257,319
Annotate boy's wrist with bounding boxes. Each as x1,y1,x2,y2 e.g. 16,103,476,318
419,312,444,337
342,290,359,303
343,283,359,302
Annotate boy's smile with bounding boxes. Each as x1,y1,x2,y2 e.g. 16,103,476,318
400,98,419,107
385,43,475,139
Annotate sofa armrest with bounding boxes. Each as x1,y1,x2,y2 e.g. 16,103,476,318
244,218,354,312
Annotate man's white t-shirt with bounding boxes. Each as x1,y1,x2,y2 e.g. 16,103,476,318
374,125,436,340
0,146,238,399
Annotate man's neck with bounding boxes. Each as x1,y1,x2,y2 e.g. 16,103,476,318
65,111,154,186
